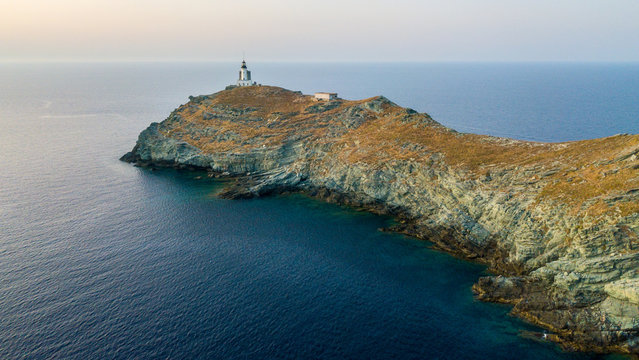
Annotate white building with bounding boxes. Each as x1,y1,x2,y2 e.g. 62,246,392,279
314,92,338,101
237,60,256,86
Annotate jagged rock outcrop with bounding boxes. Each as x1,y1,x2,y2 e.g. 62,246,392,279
122,85,639,354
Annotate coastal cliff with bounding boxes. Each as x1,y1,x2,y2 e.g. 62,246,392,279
122,85,639,354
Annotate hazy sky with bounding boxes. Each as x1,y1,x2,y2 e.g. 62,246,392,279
2,0,639,62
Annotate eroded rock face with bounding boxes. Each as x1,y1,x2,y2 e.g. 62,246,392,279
122,85,639,354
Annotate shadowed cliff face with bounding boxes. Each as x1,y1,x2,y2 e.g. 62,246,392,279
122,85,639,354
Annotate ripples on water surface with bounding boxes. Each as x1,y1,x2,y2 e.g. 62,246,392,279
0,62,637,359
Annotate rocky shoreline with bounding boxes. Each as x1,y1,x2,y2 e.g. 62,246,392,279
122,85,639,354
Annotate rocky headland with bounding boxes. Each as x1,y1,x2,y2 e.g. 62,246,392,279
122,85,639,354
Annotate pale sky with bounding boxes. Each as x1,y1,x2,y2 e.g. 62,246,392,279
2,0,639,62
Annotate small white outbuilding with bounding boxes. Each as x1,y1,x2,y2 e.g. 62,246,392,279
314,92,338,101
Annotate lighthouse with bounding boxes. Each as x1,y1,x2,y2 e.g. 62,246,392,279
237,60,255,86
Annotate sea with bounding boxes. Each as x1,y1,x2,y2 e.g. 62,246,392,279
1,62,638,359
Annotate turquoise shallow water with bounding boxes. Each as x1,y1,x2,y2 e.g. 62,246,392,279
0,62,637,359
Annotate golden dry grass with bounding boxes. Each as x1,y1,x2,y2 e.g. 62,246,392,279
160,85,639,220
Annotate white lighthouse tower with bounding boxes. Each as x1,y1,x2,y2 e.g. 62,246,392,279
237,60,255,86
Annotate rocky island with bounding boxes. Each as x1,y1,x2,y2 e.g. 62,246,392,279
122,85,639,354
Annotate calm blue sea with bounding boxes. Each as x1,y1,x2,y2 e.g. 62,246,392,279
1,62,637,359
